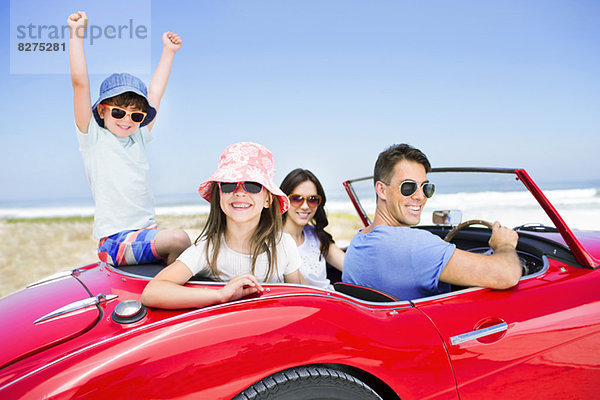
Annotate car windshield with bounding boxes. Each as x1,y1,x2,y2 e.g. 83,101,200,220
348,169,597,231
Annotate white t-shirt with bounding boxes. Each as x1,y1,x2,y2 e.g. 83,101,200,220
297,225,332,290
177,233,302,283
77,119,156,239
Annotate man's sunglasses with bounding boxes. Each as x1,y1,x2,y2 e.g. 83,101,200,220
100,104,147,123
219,181,264,194
383,180,435,198
288,194,322,208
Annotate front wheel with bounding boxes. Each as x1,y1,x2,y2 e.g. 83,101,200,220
233,366,383,400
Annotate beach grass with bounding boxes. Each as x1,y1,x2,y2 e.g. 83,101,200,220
0,212,363,298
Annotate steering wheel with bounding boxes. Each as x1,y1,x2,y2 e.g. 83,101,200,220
444,219,494,242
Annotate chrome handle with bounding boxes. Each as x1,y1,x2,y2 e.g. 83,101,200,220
450,322,508,345
34,294,118,324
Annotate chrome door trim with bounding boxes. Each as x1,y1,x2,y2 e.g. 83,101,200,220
450,322,508,345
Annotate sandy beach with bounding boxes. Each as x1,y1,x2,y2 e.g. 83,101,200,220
0,213,363,298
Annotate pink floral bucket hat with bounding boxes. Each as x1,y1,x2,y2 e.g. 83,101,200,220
198,142,290,213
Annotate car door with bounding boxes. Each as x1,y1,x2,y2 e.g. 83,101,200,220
414,258,600,399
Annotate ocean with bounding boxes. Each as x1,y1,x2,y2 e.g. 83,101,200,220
1,184,598,231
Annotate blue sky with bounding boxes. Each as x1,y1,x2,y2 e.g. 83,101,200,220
1,0,599,206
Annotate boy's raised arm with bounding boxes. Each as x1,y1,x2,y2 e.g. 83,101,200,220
68,11,92,134
147,32,182,131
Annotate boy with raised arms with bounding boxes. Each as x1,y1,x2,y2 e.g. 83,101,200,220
68,11,190,266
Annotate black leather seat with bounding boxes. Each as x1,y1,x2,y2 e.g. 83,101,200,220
113,263,218,282
333,282,399,302
115,263,165,278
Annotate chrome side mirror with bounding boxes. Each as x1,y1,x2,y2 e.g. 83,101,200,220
433,210,462,225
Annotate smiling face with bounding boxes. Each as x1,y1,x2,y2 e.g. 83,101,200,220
378,160,429,227
97,103,144,138
285,180,320,229
219,182,271,227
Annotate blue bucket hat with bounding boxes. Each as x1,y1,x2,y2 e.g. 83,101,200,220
92,73,157,128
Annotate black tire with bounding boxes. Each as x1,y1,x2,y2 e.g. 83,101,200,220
232,366,383,400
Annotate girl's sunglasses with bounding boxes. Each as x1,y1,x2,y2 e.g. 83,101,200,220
100,104,147,123
219,181,263,194
288,194,322,208
383,179,435,198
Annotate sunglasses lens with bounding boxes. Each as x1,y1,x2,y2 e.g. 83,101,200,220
220,182,237,193
307,196,321,207
243,182,263,194
400,181,418,197
111,108,126,119
423,183,435,198
289,195,304,207
131,113,145,123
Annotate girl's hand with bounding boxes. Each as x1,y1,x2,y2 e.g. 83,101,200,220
219,274,264,303
163,32,182,53
67,11,87,32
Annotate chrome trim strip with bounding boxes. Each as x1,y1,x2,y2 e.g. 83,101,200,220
34,294,118,324
450,322,508,345
107,264,411,307
27,270,73,288
111,254,550,308
412,255,550,304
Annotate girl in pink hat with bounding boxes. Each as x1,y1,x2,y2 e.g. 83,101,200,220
142,142,307,309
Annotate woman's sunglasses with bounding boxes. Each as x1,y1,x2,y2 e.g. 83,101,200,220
383,180,435,198
219,181,264,194
100,104,147,123
288,194,322,208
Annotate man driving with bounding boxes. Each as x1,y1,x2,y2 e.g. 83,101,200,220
342,143,522,300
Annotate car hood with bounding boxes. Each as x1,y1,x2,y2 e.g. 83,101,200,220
0,272,105,370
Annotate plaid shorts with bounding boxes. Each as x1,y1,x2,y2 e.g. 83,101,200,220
98,227,165,266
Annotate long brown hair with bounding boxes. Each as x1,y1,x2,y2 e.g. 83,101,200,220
196,184,283,281
280,168,335,259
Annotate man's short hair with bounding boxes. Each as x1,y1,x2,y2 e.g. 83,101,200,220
374,143,431,185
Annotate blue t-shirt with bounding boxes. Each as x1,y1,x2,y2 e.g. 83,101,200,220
342,226,456,300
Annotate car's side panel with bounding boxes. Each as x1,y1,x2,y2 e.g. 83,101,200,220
416,260,600,399
1,293,458,400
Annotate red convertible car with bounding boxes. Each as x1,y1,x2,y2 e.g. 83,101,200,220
1,168,599,399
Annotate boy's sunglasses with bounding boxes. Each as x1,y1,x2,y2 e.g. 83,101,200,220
383,180,435,198
100,104,147,123
288,194,322,208
219,181,263,194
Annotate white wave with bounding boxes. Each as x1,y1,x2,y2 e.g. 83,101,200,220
0,206,95,219
2,187,598,230
155,204,210,216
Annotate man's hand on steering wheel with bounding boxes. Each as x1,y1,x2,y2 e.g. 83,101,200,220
489,221,519,251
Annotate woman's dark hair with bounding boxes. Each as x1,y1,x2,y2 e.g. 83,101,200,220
195,183,282,282
102,91,149,112
280,168,334,259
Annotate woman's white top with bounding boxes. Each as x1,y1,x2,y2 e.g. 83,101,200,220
297,225,332,290
177,232,301,283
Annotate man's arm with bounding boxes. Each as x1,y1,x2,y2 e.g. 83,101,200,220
439,221,522,289
68,11,92,133
146,32,182,131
